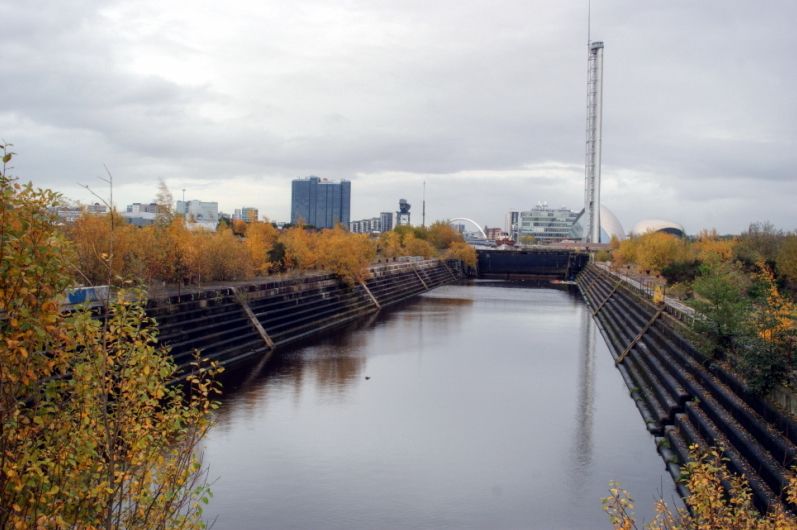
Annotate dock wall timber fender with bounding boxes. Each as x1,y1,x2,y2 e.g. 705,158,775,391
148,259,464,374
576,263,797,513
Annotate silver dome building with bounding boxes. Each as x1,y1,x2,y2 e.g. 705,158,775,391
629,219,685,238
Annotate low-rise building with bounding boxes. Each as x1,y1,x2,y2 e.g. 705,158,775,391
126,202,159,214
233,207,259,223
176,200,219,224
484,227,505,241
517,203,581,244
350,217,382,234
54,202,109,224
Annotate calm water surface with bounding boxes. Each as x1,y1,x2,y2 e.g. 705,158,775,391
202,282,675,529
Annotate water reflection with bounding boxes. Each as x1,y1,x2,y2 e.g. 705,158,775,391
203,283,671,529
569,304,597,494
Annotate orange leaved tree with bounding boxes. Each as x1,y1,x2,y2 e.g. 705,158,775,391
0,147,219,529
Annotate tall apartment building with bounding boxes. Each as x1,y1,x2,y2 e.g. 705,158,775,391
517,204,580,244
505,210,520,241
380,212,395,232
291,176,351,229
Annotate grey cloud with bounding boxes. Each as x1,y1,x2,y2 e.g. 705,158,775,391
0,0,794,233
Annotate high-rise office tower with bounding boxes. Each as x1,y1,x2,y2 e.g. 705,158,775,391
290,176,351,229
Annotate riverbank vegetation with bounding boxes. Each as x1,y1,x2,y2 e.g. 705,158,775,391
67,198,475,289
0,147,221,528
605,445,797,530
602,225,797,394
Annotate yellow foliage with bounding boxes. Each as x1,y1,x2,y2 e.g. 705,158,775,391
231,218,247,236
280,225,320,271
377,230,403,258
605,445,797,530
612,237,639,268
445,241,477,268
69,212,141,285
402,233,436,259
755,262,795,345
315,226,376,284
202,228,253,281
613,231,688,274
245,221,278,275
1,151,218,528
427,221,463,250
694,229,736,264
65,195,473,288
635,232,689,274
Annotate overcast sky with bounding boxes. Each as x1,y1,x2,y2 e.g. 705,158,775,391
1,0,794,234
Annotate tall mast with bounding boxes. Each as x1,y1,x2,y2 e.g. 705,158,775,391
422,180,426,228
584,35,604,244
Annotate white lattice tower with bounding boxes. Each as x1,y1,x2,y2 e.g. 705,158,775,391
584,40,604,244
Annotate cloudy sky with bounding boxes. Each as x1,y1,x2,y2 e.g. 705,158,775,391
1,0,794,234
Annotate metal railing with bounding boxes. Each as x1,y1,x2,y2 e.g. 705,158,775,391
593,262,696,325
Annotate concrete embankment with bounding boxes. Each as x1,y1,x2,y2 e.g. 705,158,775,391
577,262,797,511
148,259,463,372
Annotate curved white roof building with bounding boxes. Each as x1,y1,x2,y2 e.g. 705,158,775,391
568,205,625,243
629,219,686,238
600,206,625,242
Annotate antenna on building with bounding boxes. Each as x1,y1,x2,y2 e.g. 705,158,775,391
422,180,426,227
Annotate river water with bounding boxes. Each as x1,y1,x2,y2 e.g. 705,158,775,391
202,282,675,529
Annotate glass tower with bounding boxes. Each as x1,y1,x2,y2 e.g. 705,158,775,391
291,176,351,229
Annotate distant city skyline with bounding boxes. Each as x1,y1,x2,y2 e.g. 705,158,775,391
2,1,795,234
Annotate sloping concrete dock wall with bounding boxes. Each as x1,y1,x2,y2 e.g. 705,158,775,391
148,259,463,372
577,262,797,511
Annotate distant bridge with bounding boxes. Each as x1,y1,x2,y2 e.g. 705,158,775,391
448,218,487,239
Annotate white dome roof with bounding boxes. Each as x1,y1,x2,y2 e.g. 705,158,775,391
600,205,625,242
630,219,685,237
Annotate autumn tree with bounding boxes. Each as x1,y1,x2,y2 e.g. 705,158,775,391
734,221,783,269
377,230,403,259
154,178,174,226
402,232,436,259
280,225,320,271
204,227,252,280
68,211,147,286
693,228,736,264
231,218,247,237
776,234,797,287
445,241,477,268
427,221,463,250
244,221,278,275
0,147,219,528
604,445,797,530
316,226,376,284
634,231,689,274
739,262,797,392
612,237,638,268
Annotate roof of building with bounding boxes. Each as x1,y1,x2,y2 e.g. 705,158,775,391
629,219,686,237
